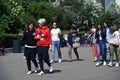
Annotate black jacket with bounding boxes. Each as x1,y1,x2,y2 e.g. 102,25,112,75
95,29,106,43
23,29,36,46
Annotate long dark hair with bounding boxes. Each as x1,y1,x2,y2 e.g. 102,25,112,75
96,23,102,31
24,21,35,32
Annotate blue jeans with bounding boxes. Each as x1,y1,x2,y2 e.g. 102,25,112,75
51,41,62,60
96,40,106,62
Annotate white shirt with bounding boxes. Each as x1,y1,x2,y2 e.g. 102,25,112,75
109,31,120,44
51,28,61,41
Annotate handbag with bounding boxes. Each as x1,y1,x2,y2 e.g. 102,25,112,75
72,37,80,48
73,42,80,48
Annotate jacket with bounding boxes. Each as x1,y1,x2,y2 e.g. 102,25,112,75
23,29,37,47
34,25,52,46
68,32,79,46
95,29,106,43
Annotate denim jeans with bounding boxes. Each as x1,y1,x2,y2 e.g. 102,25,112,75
51,41,62,60
96,40,106,62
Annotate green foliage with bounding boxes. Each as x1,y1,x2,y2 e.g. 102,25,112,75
1,0,120,47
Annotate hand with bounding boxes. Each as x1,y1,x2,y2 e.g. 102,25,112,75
49,47,52,52
36,35,40,39
49,45,52,52
98,30,101,34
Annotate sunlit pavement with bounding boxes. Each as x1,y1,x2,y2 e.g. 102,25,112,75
0,47,120,80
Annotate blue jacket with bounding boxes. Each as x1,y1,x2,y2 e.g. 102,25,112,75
67,32,79,46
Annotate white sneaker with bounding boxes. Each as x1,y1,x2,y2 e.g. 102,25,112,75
38,71,44,75
58,59,62,63
26,71,32,75
107,62,113,67
23,56,26,59
34,67,38,73
49,67,53,72
50,60,54,63
96,62,100,66
115,63,119,67
103,61,107,66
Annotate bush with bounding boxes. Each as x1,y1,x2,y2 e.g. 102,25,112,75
0,33,22,48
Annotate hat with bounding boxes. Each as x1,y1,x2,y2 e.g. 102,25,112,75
38,18,46,24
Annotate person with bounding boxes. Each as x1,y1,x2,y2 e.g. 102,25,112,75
90,26,97,61
67,27,80,62
84,32,88,47
50,22,62,63
22,21,38,74
34,18,53,75
103,22,110,60
80,34,84,47
0,42,5,56
95,23,107,66
108,26,119,67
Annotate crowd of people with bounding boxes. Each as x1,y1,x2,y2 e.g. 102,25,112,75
22,18,120,75
89,22,120,67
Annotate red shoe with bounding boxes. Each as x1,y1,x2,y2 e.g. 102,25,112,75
68,59,72,62
76,59,80,61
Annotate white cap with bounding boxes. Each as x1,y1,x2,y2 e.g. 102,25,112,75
38,18,46,24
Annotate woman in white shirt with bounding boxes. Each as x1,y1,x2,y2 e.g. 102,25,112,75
50,22,62,63
108,26,119,67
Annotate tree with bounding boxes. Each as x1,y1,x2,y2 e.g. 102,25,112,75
60,0,103,29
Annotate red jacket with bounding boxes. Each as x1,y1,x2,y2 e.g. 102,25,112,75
34,25,52,46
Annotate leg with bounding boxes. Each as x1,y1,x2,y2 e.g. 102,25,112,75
109,44,114,62
37,47,44,72
68,45,72,60
31,48,38,68
73,48,79,60
43,46,51,67
51,41,56,61
56,41,62,59
25,48,31,71
101,42,107,65
96,43,101,62
93,43,97,61
102,42,107,62
114,45,119,62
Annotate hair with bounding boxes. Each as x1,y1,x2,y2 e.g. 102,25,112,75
110,25,115,34
96,23,102,31
38,18,46,26
24,21,35,32
104,21,108,25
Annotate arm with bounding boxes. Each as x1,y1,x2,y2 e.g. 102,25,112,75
34,29,41,40
46,28,52,51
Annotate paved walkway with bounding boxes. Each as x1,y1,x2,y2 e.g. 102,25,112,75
0,47,120,80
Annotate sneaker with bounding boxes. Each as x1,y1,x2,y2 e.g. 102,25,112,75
38,71,44,75
76,59,80,61
37,60,39,63
107,62,113,67
34,67,38,73
94,57,97,62
103,61,107,66
26,71,32,75
49,66,53,72
96,62,100,66
115,62,119,67
23,56,26,59
58,59,62,63
50,60,54,63
68,59,72,62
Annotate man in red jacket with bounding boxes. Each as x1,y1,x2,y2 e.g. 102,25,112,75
34,18,53,75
